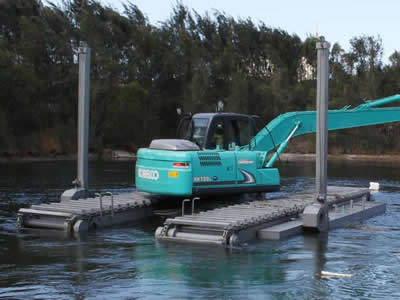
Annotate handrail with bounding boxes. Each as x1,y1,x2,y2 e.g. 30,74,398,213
94,193,103,216
192,197,200,214
94,192,114,217
103,192,114,217
182,199,191,216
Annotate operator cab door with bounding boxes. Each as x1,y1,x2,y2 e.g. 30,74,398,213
205,116,227,150
204,115,257,150
226,116,257,149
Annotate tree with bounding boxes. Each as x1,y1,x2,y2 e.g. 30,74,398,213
0,1,398,157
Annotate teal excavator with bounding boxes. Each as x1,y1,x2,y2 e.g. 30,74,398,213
135,94,400,197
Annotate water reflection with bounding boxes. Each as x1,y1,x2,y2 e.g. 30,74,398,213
137,241,285,284
305,232,329,299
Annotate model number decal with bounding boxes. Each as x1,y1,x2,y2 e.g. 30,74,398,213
138,168,159,180
238,159,254,165
193,176,211,183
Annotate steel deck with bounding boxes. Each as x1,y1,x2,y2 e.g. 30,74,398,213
17,192,157,234
155,186,372,246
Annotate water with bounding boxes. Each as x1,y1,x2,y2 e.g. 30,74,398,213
0,160,400,299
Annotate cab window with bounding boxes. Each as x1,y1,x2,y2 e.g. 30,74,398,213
191,118,209,148
227,119,252,147
177,117,209,148
206,119,225,149
177,117,192,140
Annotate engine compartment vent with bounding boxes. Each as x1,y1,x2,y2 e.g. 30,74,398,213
198,152,222,166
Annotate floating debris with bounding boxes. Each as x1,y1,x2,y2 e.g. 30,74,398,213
321,271,353,278
369,182,380,190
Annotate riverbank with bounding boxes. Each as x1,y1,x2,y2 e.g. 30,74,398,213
1,151,399,163
0,150,136,162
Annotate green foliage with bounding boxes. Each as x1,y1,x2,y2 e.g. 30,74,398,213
0,0,399,156
106,81,149,147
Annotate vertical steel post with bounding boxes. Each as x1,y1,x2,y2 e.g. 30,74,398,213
60,42,91,201
315,37,330,202
315,37,330,228
77,42,91,191
303,37,331,230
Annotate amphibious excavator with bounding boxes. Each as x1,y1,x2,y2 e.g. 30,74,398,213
135,94,400,197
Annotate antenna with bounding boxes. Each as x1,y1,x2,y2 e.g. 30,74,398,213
216,100,224,112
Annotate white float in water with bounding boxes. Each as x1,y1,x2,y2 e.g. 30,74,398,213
369,182,380,191
321,271,353,278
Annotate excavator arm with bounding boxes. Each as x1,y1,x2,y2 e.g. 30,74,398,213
242,95,400,166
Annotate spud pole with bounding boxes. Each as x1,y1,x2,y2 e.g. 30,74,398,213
77,41,91,191
315,37,330,228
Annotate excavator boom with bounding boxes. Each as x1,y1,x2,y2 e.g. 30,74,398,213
245,95,400,156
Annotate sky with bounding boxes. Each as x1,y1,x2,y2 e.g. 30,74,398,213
50,0,399,64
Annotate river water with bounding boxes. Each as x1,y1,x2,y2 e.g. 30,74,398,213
0,160,399,299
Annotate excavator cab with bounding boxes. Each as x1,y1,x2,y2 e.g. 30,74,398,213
177,113,258,150
136,111,277,197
